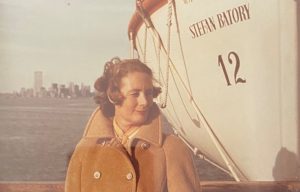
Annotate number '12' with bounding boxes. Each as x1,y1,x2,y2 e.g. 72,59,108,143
218,51,246,86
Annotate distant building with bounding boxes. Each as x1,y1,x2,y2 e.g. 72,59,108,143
69,82,76,98
58,84,69,98
34,71,43,97
81,83,91,97
13,73,93,98
74,85,80,97
20,87,34,97
49,83,58,98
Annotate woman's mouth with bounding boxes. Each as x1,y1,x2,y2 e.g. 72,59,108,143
135,110,148,115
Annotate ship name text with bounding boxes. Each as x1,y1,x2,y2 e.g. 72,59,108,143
189,4,250,38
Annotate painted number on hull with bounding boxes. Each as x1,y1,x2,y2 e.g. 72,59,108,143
218,51,246,86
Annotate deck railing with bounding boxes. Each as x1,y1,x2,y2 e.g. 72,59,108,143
0,181,299,192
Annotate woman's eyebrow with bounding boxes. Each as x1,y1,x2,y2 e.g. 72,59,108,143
127,88,153,93
128,89,140,93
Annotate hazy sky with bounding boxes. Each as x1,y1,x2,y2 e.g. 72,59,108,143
0,0,135,92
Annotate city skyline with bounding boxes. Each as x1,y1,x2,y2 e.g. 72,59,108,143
18,80,92,98
0,0,135,93
16,70,94,93
34,71,43,95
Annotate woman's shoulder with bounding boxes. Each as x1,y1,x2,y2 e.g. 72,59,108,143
161,133,197,176
72,137,102,156
162,133,190,153
70,137,109,162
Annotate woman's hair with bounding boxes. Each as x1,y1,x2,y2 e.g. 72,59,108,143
94,57,161,117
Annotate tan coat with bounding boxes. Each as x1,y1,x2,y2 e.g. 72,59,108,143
65,105,201,192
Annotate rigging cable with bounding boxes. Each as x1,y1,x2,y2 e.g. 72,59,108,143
150,26,184,132
150,33,183,129
172,0,193,97
136,35,144,60
150,30,164,106
135,0,247,181
143,27,148,62
160,0,174,108
129,32,136,59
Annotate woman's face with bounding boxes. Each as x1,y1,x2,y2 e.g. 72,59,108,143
114,72,154,130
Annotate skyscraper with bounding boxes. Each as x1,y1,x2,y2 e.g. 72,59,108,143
34,71,43,97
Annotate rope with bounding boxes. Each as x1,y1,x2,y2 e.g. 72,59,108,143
176,133,233,177
136,35,144,59
150,33,183,130
135,0,247,181
172,0,193,97
167,50,246,180
143,27,148,62
129,32,134,59
160,0,173,108
190,101,247,181
164,107,182,131
166,94,184,130
169,63,202,128
151,33,165,106
146,0,201,127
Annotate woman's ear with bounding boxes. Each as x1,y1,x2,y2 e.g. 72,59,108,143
152,86,162,98
107,92,116,105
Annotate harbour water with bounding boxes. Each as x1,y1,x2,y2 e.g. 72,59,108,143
0,96,232,181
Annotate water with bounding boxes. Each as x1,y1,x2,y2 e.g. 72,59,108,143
0,96,232,181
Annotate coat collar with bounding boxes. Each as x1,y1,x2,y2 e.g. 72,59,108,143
83,104,163,147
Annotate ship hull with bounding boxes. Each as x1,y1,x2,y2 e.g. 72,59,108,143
128,0,299,181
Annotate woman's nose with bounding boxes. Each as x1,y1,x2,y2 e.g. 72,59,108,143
138,93,149,106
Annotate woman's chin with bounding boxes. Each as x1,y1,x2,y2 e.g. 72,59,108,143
132,115,149,126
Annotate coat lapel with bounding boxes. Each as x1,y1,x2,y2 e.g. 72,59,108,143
82,104,163,147
83,107,114,138
134,104,163,147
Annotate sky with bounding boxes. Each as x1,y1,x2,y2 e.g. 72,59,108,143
0,0,135,93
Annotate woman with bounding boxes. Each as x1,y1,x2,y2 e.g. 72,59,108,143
65,58,201,192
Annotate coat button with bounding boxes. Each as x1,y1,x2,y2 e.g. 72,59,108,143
93,171,101,179
141,142,150,150
126,172,133,180
101,141,106,146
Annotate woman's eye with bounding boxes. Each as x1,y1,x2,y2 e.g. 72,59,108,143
130,92,139,97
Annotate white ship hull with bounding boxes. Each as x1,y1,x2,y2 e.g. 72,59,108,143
128,0,299,181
